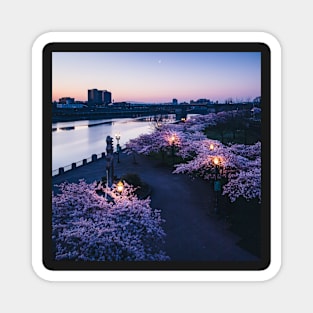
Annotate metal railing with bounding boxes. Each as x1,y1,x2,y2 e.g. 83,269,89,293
52,152,106,177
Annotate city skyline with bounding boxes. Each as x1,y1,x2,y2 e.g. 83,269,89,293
52,52,261,103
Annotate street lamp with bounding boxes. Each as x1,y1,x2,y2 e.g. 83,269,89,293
105,168,109,200
169,134,176,165
170,135,175,144
213,157,219,178
115,133,121,163
212,156,222,214
116,181,124,193
209,143,214,151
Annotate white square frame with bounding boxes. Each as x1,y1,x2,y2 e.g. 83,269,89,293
32,31,281,282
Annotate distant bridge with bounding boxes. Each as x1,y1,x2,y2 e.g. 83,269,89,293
52,103,254,123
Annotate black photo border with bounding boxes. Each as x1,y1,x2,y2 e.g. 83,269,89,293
43,42,270,271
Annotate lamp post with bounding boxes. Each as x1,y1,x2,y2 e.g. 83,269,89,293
212,156,222,214
105,169,109,200
105,135,114,199
115,133,121,163
170,135,175,165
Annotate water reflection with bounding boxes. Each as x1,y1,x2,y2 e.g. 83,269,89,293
52,115,178,170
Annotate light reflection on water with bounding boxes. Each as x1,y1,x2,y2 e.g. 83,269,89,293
52,115,178,170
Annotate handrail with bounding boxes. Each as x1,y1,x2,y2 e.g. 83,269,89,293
52,152,105,177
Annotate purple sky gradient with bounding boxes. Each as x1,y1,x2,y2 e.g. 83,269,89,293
52,52,261,103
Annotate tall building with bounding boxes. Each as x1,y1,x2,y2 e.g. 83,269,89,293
88,89,102,106
102,90,112,105
59,97,75,104
88,89,112,106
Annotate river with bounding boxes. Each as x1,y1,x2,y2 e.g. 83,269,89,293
52,114,182,171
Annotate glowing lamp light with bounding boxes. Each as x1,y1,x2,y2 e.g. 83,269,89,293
213,157,219,166
115,133,121,142
209,143,214,151
169,134,176,145
116,181,124,193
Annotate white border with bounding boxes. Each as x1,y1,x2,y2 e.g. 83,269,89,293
32,32,281,282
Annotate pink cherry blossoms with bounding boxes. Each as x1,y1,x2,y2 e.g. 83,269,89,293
125,111,261,202
52,180,169,261
174,141,261,202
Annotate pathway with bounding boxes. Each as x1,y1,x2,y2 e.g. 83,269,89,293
52,152,259,261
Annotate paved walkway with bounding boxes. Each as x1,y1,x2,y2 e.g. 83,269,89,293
52,152,259,261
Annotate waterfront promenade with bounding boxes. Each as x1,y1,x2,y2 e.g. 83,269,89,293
52,151,258,262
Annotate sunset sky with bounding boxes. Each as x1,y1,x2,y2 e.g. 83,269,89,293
52,52,261,103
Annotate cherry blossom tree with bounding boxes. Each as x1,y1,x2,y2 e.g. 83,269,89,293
125,127,185,157
52,180,169,261
222,158,261,202
125,110,261,203
173,141,261,202
125,110,246,156
221,142,261,202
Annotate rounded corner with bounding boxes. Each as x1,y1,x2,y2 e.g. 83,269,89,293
32,32,57,53
258,258,282,282
31,259,55,282
257,31,282,53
